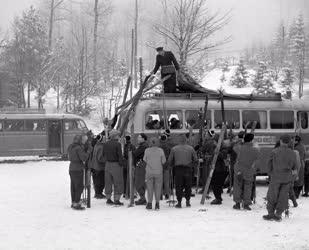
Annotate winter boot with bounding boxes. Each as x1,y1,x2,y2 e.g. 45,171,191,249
135,198,147,206
72,203,85,210
175,202,182,208
302,193,309,197
273,214,282,222
114,200,124,206
233,202,241,210
106,199,114,205
243,205,252,211
292,200,298,208
262,214,274,221
210,199,222,205
186,200,191,207
146,203,152,210
155,202,160,210
164,194,169,200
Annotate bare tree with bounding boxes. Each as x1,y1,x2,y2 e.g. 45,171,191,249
154,0,231,67
93,0,99,86
48,0,64,49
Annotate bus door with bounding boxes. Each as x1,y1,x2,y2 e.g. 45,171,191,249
48,120,62,153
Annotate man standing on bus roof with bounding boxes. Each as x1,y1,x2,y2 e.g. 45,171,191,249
263,134,297,222
103,130,125,206
149,47,180,93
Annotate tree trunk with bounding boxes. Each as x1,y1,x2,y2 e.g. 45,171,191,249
93,0,99,86
27,81,31,108
48,0,55,49
134,0,138,88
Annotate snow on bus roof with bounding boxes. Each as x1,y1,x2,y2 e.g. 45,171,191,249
0,113,84,120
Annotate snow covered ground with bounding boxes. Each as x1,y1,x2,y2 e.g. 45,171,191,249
0,161,309,250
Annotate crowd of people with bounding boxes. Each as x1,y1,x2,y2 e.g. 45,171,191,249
67,127,309,222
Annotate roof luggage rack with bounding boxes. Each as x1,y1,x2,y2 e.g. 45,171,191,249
0,107,46,114
152,92,282,101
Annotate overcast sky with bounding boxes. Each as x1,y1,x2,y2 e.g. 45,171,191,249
0,0,308,53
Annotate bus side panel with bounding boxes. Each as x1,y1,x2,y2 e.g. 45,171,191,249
255,147,272,175
0,132,48,156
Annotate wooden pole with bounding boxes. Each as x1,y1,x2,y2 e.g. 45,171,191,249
139,57,143,87
200,125,227,204
130,29,134,99
128,150,135,207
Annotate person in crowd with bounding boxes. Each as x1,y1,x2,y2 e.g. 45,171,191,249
227,131,245,193
168,135,198,208
263,134,297,222
199,130,216,194
133,133,148,205
210,134,229,205
303,159,309,197
150,47,180,93
91,134,106,199
123,135,136,197
160,134,173,200
103,130,125,206
293,135,306,198
232,133,260,210
143,137,166,210
68,134,92,210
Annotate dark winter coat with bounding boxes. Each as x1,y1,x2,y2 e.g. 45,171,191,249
294,142,306,186
214,147,228,173
233,142,260,181
153,51,180,75
133,142,148,165
102,139,125,166
268,145,297,183
68,142,90,171
92,142,105,171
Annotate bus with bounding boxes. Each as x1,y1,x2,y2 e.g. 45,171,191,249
0,110,89,157
120,93,309,175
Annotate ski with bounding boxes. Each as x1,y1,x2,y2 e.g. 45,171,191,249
200,125,227,204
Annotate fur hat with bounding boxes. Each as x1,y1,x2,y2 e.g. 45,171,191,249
140,133,148,141
244,133,254,143
156,47,163,52
164,129,171,137
280,134,291,144
238,131,245,139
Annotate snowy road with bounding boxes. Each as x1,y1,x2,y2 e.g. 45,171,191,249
0,161,309,250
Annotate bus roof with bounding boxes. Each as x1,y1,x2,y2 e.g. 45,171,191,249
135,97,309,113
0,113,85,120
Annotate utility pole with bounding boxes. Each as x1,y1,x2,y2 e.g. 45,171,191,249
48,0,55,49
134,0,138,88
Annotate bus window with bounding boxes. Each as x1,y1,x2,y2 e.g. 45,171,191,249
297,111,308,129
185,110,211,129
77,120,87,130
270,111,294,129
214,110,240,129
4,120,24,131
242,110,267,129
145,111,164,130
25,120,46,131
65,120,84,131
168,111,183,129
